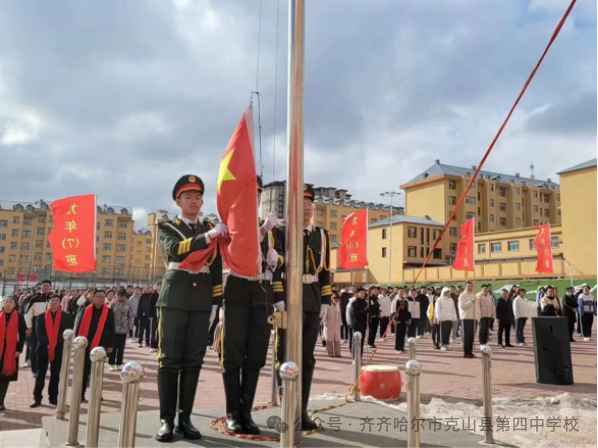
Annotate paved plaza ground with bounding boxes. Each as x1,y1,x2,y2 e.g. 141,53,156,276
1,319,595,435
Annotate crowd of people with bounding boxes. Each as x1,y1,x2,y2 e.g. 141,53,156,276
320,282,596,363
0,279,595,412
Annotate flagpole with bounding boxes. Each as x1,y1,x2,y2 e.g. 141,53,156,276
284,0,306,444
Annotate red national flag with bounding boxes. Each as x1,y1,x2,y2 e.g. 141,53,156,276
338,209,368,270
534,223,554,274
48,194,97,273
216,106,260,277
453,218,474,271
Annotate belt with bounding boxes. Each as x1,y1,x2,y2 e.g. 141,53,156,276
280,273,319,284
168,262,210,274
229,269,273,282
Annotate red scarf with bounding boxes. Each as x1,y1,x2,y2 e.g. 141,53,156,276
78,305,108,350
0,311,19,376
45,309,62,362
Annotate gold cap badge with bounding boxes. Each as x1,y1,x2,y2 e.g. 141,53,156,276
189,175,196,182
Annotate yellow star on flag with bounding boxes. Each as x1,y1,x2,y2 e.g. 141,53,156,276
218,148,237,194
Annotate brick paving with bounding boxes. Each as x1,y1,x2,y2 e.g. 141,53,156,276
0,323,595,432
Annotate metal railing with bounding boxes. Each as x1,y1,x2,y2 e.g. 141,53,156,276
117,362,145,448
56,329,74,420
280,362,299,448
353,331,362,401
86,347,107,448
405,359,422,448
65,336,88,446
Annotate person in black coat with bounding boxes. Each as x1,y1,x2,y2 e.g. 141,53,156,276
32,295,74,407
339,288,352,342
496,289,514,348
0,296,27,411
137,286,153,348
367,286,381,348
148,284,161,351
75,289,115,402
562,287,578,342
417,288,430,336
349,288,369,361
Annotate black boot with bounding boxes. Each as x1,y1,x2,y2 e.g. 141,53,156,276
240,369,261,435
156,373,178,442
222,371,243,434
0,381,9,410
301,368,319,431
175,370,202,440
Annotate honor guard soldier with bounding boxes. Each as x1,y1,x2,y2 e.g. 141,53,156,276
155,175,227,443
275,184,332,431
220,175,284,435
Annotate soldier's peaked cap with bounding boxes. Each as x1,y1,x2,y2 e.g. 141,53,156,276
173,174,204,200
304,184,315,200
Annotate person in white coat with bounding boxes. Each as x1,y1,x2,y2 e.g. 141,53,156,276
324,294,342,357
512,288,529,345
435,287,457,351
458,281,480,358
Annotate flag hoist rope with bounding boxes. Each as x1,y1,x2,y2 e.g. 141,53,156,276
211,0,577,442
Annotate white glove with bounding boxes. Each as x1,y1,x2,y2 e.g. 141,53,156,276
267,248,279,271
274,301,285,312
207,223,228,241
209,305,218,328
320,304,329,320
261,213,278,232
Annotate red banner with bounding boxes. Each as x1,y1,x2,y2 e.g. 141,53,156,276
534,223,554,274
338,209,368,270
48,194,97,273
16,274,25,283
28,273,38,283
453,218,474,271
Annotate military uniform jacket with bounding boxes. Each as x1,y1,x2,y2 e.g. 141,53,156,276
157,218,224,312
260,221,285,304
277,225,332,312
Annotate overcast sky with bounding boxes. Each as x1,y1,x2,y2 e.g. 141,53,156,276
0,0,595,227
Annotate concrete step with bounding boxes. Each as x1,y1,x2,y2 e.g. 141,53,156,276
42,398,487,447
0,429,45,448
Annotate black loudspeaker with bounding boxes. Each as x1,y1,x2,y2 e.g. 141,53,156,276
531,317,574,385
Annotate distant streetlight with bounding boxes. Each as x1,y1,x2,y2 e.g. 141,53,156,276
380,192,401,287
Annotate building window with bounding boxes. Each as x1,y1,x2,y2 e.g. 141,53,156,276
316,221,324,228
35,241,43,248
0,247,4,253
8,255,16,262
499,189,506,197
0,234,5,241
331,223,337,230
551,237,559,249
533,205,539,213
465,197,475,205
407,227,417,238
10,242,17,249
0,220,7,227
489,199,494,207
37,228,45,235
558,209,561,217
23,231,31,238
117,233,126,240
136,241,142,247
533,220,539,226
433,230,440,240
499,203,507,212
466,212,476,220
500,218,507,227
489,183,494,192
491,242,502,253
432,248,442,259
24,218,32,225
556,194,561,201
13,217,21,225
117,245,126,252
116,256,125,264
529,239,536,250
507,241,519,252
104,231,113,239
21,243,29,250
449,243,457,254
382,229,387,239
45,253,52,260
407,246,417,257
533,190,538,198
34,253,42,260
382,247,387,258
449,181,457,190
7,268,14,275
514,187,520,195
103,243,112,251
145,239,151,245
449,196,457,205
478,244,486,254
105,219,114,227
330,235,337,243
515,218,521,226
544,196,550,203
544,209,549,217
119,221,128,228
317,210,324,217
97,222,100,230
102,256,111,263
515,202,521,211
38,216,46,223
330,210,337,218
380,215,387,220
20,256,28,263
449,227,458,237
11,229,18,237
371,218,377,224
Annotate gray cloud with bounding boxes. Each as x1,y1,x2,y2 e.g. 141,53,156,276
0,0,595,224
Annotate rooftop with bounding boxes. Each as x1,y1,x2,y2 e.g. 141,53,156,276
557,158,597,175
403,160,560,189
0,199,132,215
369,214,444,229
